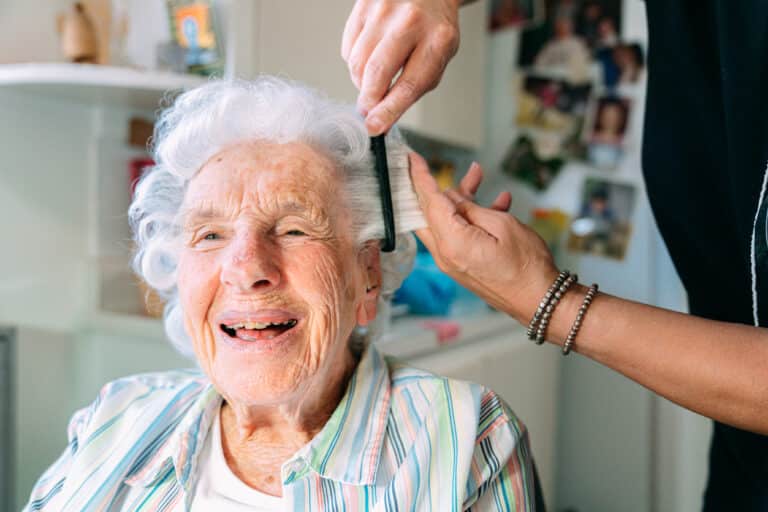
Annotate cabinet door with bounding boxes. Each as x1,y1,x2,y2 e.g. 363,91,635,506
14,327,79,510
398,0,487,148
254,0,487,148
256,0,359,104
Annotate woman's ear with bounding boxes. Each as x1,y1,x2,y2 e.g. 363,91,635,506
356,241,382,326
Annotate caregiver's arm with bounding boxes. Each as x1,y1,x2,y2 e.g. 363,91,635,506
342,0,470,135
410,153,768,435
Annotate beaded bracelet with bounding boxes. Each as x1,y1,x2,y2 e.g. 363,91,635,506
562,284,599,355
535,273,578,344
527,270,570,340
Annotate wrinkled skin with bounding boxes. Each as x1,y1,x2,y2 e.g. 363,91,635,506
176,141,381,495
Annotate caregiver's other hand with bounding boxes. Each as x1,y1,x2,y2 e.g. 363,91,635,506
342,0,461,135
409,153,559,322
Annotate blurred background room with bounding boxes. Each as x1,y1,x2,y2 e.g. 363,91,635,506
0,1,711,510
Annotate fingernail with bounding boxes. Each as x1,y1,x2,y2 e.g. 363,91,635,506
366,115,384,135
357,98,371,116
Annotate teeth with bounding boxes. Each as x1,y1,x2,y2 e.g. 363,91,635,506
225,319,297,330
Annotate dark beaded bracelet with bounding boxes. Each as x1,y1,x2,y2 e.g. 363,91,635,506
527,270,570,340
562,284,599,355
535,273,578,344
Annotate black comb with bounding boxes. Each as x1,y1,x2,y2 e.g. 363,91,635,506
370,134,396,252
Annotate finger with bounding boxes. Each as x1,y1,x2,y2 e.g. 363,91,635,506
347,19,382,92
457,162,483,199
341,0,369,60
365,39,446,135
357,29,419,115
490,191,512,211
409,152,440,206
412,158,469,228
445,189,508,240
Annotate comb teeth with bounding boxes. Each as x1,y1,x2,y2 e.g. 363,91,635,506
371,134,396,252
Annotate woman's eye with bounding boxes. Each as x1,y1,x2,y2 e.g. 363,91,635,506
203,232,220,241
285,229,306,236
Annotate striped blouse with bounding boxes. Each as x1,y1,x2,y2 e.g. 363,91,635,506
25,344,535,511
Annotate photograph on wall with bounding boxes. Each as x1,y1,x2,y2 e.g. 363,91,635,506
402,129,477,191
568,178,636,260
517,0,622,81
515,73,592,134
489,0,543,31
597,42,645,88
166,0,223,75
586,95,631,169
501,134,566,191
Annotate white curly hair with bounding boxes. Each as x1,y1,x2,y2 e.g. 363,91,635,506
129,77,426,358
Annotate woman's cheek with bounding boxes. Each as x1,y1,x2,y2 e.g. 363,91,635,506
177,250,220,326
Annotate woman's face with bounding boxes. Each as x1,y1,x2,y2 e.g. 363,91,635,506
176,141,380,407
599,104,624,133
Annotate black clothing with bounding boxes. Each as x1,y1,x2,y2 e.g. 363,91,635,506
643,1,768,510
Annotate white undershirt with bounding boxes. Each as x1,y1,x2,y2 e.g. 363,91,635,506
190,405,284,511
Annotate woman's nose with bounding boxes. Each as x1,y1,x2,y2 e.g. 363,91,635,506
220,237,281,292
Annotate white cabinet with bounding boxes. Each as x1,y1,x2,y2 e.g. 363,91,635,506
1,326,79,511
249,0,487,148
397,0,487,148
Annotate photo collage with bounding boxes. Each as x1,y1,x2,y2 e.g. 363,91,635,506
497,0,642,260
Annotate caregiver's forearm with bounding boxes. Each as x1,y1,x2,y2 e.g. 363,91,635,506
532,285,768,434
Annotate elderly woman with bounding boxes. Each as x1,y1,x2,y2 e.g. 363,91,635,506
25,78,534,511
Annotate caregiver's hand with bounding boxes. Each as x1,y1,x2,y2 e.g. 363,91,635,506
342,0,461,135
409,152,559,322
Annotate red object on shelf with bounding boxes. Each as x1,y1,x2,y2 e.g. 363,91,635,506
129,158,155,197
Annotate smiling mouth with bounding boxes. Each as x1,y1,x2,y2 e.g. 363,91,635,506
220,319,299,342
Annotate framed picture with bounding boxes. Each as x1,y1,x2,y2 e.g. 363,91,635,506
166,0,224,75
585,95,631,169
489,0,544,31
401,129,476,191
597,41,645,88
501,134,565,191
515,73,592,134
518,0,623,70
568,178,636,260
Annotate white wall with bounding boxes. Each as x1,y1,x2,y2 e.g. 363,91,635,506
0,1,73,63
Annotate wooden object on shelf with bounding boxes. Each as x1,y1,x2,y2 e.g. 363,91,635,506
128,118,154,148
57,3,99,64
81,0,113,65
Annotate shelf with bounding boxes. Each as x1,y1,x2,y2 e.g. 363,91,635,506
0,62,206,110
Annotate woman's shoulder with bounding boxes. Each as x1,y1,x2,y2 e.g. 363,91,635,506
96,368,208,397
384,355,526,436
73,369,210,441
89,368,208,410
